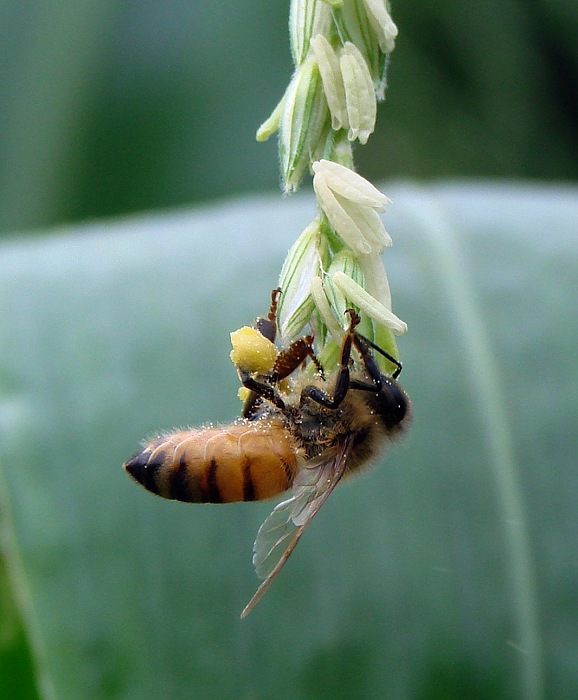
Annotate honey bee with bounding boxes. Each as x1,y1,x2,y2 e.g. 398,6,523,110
124,291,410,617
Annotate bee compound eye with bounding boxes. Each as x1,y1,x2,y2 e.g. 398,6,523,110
381,379,409,427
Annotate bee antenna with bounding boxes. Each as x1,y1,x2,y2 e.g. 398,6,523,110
355,332,403,378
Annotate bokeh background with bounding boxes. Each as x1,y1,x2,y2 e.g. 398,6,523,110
0,0,576,236
0,2,577,700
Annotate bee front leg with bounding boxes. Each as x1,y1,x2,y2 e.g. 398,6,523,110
299,315,357,410
352,332,403,380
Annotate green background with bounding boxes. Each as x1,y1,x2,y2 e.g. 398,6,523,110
0,1,577,699
0,0,576,235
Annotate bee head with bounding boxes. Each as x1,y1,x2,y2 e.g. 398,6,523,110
374,376,409,429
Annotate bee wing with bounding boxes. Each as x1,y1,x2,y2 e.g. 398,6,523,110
240,435,354,618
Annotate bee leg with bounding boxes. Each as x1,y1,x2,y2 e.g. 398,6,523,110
272,334,325,381
255,287,281,343
304,336,325,378
352,333,403,380
239,369,286,415
299,314,358,409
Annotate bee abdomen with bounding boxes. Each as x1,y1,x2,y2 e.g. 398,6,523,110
124,420,298,503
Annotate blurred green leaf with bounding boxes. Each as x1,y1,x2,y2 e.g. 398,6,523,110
0,182,577,699
0,553,39,699
0,2,576,234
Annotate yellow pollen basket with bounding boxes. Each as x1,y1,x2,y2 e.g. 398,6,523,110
230,326,277,374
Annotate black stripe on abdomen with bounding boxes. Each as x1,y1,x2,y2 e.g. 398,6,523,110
206,458,222,503
143,452,165,495
242,458,255,501
168,452,200,502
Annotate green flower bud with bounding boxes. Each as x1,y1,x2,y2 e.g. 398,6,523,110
278,219,329,339
332,0,396,97
310,275,343,342
256,92,286,142
289,0,333,67
333,0,381,85
323,248,366,323
280,58,331,192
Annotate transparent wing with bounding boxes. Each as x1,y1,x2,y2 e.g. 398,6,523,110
240,435,354,618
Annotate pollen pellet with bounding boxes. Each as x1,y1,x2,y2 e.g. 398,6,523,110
230,326,278,373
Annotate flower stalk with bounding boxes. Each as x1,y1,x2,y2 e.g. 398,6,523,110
257,0,404,375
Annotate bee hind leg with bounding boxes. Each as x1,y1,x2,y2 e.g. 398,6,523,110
272,334,324,381
242,288,283,418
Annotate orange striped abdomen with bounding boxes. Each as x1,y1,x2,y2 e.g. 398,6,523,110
124,419,298,503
